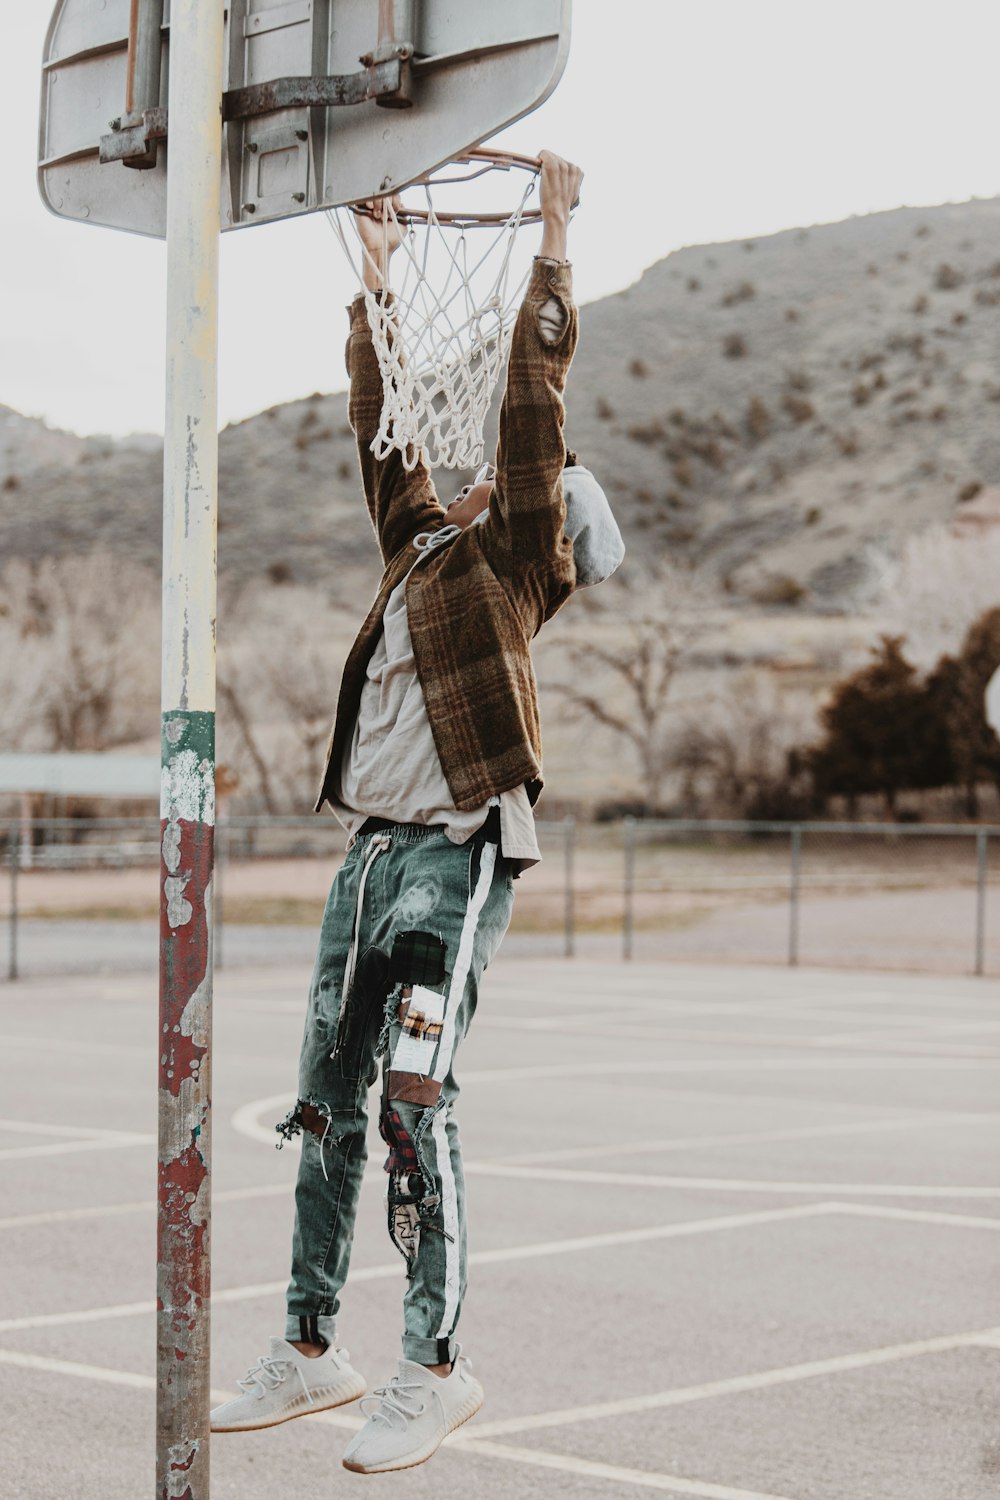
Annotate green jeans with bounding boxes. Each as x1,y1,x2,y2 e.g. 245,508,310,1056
279,818,514,1365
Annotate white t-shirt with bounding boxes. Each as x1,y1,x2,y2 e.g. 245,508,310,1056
331,568,542,872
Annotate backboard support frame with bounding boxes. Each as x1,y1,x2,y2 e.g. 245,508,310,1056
38,0,572,237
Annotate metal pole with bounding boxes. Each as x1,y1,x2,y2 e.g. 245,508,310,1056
563,815,575,959
975,829,988,977
788,824,802,967
623,816,636,961
214,817,224,973
8,822,18,982
157,6,224,1499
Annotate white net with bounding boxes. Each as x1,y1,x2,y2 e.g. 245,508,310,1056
326,157,540,471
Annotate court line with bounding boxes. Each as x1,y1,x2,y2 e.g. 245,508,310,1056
465,1163,1000,1200
6,1107,984,1229
0,1349,795,1497
458,1322,1000,1439
454,1440,796,1499
0,1135,154,1163
825,1203,1000,1232
0,1204,833,1334
0,1351,362,1432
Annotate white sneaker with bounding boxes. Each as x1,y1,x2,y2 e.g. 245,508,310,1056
341,1344,483,1474
211,1337,366,1432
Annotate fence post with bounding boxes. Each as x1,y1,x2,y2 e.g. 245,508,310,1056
563,815,575,959
7,822,18,982
788,824,802,967
975,829,988,977
623,816,636,962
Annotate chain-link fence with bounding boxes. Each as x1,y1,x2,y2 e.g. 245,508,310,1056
3,815,997,979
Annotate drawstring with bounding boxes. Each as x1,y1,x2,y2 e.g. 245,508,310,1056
412,523,461,553
338,834,391,1031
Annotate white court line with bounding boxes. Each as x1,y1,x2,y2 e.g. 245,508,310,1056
0,1118,149,1141
7,1107,985,1230
0,1349,792,1497
0,1351,362,1432
455,1440,796,1499
459,1322,1000,1439
0,1204,832,1334
0,1134,154,1163
489,1112,1000,1167
826,1203,1000,1232
465,1163,1000,1200
0,1181,292,1231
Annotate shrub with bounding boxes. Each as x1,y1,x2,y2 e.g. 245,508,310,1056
958,480,983,503
721,281,756,307
751,575,807,606
785,308,800,322
912,295,929,314
628,357,650,378
595,395,615,420
745,397,771,441
935,263,963,290
627,419,666,446
723,332,748,359
782,393,815,424
686,277,701,292
852,381,871,406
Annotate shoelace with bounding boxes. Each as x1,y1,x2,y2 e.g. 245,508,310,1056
412,523,461,552
359,1376,428,1429
237,1347,350,1404
238,1354,311,1405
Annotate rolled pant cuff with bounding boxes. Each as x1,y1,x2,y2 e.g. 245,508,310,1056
285,1313,338,1348
402,1334,456,1365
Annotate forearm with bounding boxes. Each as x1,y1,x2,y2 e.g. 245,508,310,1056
345,295,442,558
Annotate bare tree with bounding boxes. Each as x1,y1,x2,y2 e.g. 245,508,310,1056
671,670,818,817
219,580,364,811
0,554,159,753
547,557,713,812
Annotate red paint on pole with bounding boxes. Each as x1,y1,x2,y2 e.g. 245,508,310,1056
158,714,215,1500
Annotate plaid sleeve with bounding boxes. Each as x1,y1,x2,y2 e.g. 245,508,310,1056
346,294,445,564
479,259,579,624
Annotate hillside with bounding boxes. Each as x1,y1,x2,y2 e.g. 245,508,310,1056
3,197,1000,610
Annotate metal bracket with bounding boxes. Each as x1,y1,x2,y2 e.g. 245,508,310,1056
100,107,168,167
100,58,410,166
223,57,410,121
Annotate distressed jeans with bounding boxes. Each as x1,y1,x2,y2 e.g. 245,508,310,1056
279,819,514,1365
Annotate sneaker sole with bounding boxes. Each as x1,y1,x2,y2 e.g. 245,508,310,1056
341,1379,484,1474
211,1372,368,1432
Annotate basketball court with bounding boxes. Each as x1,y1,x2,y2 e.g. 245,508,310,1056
2,955,998,1499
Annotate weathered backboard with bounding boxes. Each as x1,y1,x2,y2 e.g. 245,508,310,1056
38,0,571,237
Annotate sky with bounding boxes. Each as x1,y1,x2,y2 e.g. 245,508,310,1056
5,0,1000,437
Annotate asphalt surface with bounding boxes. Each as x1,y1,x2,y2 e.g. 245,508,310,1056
1,957,999,1499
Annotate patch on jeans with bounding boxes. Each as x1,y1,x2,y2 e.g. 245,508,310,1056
393,879,442,928
387,1070,442,1106
389,984,444,1076
389,930,447,988
379,1105,419,1175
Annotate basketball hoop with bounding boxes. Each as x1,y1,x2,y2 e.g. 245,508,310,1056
327,149,544,472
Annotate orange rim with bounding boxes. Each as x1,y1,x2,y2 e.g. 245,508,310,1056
351,148,544,228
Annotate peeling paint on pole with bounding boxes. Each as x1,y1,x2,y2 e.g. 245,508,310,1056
157,1,224,1495
158,710,214,1500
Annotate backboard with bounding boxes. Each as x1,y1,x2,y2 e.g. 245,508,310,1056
38,0,571,237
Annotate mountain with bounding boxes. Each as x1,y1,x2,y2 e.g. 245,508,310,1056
4,196,1000,609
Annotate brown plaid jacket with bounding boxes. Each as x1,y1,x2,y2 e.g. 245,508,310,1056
314,259,579,815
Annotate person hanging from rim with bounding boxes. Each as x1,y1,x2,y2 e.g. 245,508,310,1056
210,149,624,1474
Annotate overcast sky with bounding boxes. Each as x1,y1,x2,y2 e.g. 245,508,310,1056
5,1,1000,436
